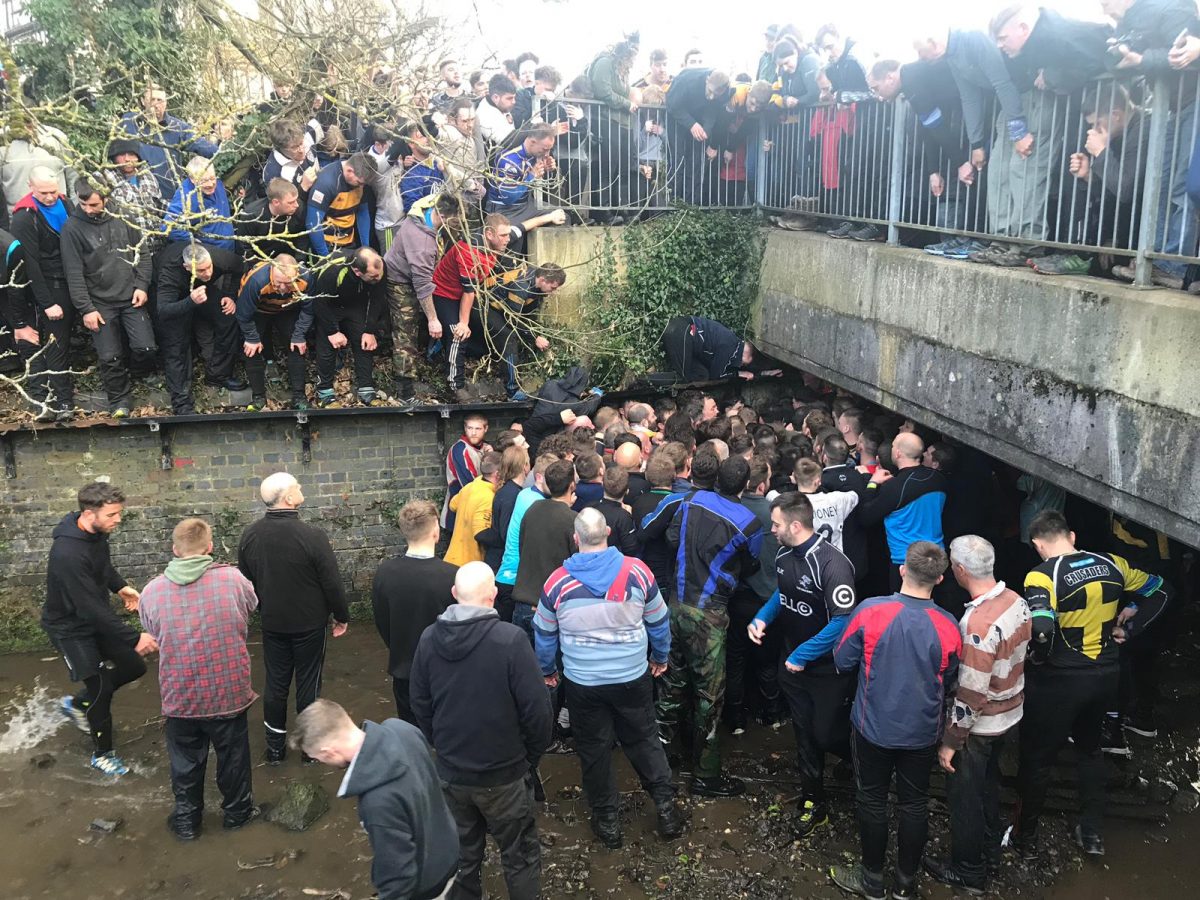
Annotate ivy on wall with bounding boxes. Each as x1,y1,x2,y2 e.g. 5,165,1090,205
581,208,765,388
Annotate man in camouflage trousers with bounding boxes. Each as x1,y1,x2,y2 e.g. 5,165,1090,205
382,192,462,401
657,455,762,797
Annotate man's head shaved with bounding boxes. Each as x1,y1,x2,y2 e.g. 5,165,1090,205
260,472,299,506
893,432,925,462
453,561,497,606
28,165,59,189
614,442,642,470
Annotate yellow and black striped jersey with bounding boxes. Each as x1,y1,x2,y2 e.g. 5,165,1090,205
1024,550,1162,668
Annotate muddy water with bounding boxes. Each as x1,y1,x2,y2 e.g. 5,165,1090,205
1,629,1198,899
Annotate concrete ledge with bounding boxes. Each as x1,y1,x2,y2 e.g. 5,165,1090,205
756,230,1200,546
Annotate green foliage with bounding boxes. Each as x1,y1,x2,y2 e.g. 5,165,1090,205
16,0,205,104
582,208,764,388
0,590,50,653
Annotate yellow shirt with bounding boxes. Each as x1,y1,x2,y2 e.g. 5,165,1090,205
445,477,497,566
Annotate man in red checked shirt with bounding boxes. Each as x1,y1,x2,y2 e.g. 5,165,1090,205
140,517,263,841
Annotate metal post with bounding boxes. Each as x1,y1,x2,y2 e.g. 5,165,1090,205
886,100,909,246
754,118,768,210
1133,76,1171,287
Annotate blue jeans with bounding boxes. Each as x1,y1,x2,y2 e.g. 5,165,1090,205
511,602,535,647
1158,101,1199,277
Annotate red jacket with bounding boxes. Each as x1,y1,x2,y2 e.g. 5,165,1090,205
431,239,498,302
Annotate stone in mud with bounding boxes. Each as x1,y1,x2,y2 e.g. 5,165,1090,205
28,753,55,769
1171,790,1200,813
90,817,123,833
266,782,330,831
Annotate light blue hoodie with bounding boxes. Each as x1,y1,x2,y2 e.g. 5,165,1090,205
533,546,671,686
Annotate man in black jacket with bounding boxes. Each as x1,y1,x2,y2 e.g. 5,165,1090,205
665,67,732,204
372,500,458,722
585,465,640,556
236,177,310,264
238,472,350,763
662,315,755,382
1104,0,1200,288
7,168,75,417
60,179,156,417
42,482,157,777
155,241,247,414
411,561,553,900
522,365,603,456
309,247,388,407
293,699,460,900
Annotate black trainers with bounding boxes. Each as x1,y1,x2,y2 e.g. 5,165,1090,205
795,800,829,838
1101,716,1131,757
1074,824,1105,857
922,855,984,895
590,811,622,849
891,874,916,900
829,864,885,900
690,773,745,798
655,800,686,840
826,221,856,239
1122,712,1158,738
264,745,286,766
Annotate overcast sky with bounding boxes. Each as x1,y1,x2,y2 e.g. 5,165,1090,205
441,0,1109,82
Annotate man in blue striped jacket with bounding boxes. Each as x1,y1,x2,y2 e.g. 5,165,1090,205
534,508,684,850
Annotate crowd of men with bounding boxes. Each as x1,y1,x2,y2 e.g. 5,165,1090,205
40,368,1184,900
4,2,1200,423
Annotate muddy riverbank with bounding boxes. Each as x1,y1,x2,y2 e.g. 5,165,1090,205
2,628,1199,899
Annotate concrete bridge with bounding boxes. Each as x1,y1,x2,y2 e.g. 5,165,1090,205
754,231,1200,548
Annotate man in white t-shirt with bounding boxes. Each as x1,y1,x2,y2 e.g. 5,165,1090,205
794,457,858,553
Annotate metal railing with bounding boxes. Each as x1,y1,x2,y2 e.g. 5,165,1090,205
530,73,1200,287
530,97,755,216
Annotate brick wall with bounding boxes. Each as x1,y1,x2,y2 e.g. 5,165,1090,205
0,411,468,651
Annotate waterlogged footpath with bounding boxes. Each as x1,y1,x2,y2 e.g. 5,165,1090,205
2,629,1199,899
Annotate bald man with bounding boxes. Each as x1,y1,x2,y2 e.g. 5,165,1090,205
238,473,350,763
410,561,552,900
856,432,950,592
8,167,76,416
614,441,650,503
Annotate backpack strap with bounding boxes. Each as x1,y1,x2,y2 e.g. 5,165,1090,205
606,556,638,603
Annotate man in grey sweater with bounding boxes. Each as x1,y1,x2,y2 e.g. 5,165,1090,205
913,29,1058,266
383,191,462,400
60,179,156,416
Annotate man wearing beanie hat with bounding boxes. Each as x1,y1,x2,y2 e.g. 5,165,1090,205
103,138,164,238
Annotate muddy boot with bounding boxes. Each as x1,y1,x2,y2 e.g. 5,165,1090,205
166,813,201,842
590,811,622,849
655,800,686,840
